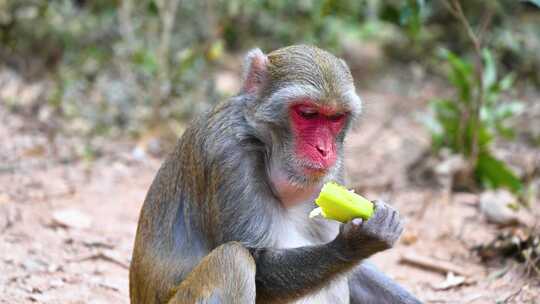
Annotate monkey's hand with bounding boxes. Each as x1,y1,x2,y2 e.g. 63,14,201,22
333,200,403,261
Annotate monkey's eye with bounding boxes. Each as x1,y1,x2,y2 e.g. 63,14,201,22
296,107,319,119
328,113,346,122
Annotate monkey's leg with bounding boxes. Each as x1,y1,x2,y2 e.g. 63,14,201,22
169,242,256,304
349,261,422,304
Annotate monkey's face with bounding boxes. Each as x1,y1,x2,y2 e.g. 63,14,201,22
241,45,362,205
264,98,353,207
289,102,347,176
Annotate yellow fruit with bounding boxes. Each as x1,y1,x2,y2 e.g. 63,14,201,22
309,182,374,223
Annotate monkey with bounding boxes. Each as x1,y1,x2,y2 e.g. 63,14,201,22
129,45,422,304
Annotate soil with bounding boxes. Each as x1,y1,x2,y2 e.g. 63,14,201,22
1,69,539,303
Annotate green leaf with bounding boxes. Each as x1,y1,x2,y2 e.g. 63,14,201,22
492,101,524,139
476,124,494,150
475,151,523,193
147,1,159,15
499,73,515,92
132,50,158,75
494,101,525,120
482,49,497,92
430,99,462,152
442,50,473,103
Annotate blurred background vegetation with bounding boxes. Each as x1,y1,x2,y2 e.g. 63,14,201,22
1,0,539,194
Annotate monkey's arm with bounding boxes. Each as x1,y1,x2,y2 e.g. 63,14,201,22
349,261,422,304
249,200,403,302
248,242,357,303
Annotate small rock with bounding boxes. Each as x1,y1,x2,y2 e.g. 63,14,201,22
480,190,518,225
47,263,62,273
434,154,467,176
432,272,467,290
49,278,64,288
146,137,163,156
51,209,92,229
401,230,419,246
0,193,10,204
131,146,146,161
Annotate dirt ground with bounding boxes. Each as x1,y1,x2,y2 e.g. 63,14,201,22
1,70,539,303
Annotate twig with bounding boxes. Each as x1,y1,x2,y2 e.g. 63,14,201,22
70,250,130,269
445,0,482,56
523,249,540,277
496,287,523,303
400,252,471,276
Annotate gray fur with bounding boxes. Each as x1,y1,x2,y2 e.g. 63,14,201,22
349,262,422,304
129,45,421,304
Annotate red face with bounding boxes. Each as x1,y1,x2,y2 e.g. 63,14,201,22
289,101,348,175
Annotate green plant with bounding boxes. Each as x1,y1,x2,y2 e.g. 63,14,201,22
219,0,367,52
425,48,524,193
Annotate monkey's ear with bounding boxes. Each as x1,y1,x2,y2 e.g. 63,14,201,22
241,48,268,95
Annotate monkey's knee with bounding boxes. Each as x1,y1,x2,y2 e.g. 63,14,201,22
210,242,256,295
173,242,256,304
208,242,256,303
212,242,255,276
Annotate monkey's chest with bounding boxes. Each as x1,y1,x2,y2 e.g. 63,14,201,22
274,217,349,304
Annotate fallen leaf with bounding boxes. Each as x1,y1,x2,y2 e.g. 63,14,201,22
22,145,46,158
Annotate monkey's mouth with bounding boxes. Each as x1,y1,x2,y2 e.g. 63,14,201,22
301,164,329,177
298,156,335,175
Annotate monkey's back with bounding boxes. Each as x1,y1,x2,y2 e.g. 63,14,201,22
129,113,220,303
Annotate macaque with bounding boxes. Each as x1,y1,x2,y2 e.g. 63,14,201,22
130,45,421,304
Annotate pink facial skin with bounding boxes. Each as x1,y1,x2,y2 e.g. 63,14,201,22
289,101,347,175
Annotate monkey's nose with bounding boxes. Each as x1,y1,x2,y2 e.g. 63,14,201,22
316,145,328,157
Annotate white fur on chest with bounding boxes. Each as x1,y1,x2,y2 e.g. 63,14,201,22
273,205,325,248
273,206,349,304
275,217,313,248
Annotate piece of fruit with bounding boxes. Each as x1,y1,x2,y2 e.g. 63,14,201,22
309,182,374,223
